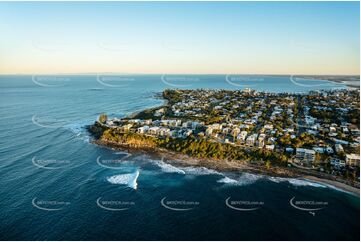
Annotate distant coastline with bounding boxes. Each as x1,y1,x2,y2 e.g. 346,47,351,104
296,75,360,88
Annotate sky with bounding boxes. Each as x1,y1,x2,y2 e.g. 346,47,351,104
0,1,359,75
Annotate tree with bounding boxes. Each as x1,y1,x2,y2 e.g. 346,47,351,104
99,113,108,124
265,161,271,170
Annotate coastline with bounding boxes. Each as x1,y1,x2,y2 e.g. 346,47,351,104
303,176,360,196
296,75,360,88
89,88,359,197
128,97,168,119
93,139,360,197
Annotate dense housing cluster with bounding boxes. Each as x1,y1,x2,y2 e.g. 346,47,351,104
102,88,360,179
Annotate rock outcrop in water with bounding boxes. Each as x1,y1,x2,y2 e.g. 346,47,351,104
87,121,108,139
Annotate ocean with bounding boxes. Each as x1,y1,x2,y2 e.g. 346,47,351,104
0,74,359,240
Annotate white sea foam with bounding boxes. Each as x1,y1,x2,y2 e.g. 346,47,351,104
268,177,289,183
308,181,355,195
217,173,263,186
300,179,355,195
150,158,262,187
268,176,327,188
217,177,238,184
114,151,129,155
107,170,140,190
149,158,221,175
287,178,327,188
181,166,223,176
267,177,358,195
151,159,186,174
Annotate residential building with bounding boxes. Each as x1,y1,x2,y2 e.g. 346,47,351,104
345,154,360,167
246,134,258,147
137,126,149,134
296,148,316,162
335,144,344,154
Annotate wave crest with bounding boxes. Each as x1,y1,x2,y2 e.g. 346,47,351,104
151,159,185,174
107,170,140,190
217,173,263,186
150,158,222,176
181,166,222,176
268,177,327,188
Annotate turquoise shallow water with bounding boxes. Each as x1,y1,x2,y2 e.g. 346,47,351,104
0,75,359,240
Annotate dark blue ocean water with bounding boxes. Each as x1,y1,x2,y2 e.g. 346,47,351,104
0,75,359,240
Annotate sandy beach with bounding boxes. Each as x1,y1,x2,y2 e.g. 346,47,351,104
303,176,360,196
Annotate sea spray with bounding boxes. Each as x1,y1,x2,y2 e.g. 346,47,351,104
217,173,263,186
150,158,186,174
268,176,327,188
107,170,140,190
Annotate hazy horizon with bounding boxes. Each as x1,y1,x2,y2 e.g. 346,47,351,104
0,73,360,76
0,1,359,75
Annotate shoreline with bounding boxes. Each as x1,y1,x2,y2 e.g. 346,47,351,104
89,87,359,197
128,96,168,119
93,139,360,197
296,75,360,88
302,176,360,196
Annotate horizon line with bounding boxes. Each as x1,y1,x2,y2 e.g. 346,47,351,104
0,72,359,76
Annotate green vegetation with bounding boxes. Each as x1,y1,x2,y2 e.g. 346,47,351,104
100,129,289,165
132,106,166,120
347,109,360,126
90,88,360,184
163,89,183,104
278,133,316,148
98,113,108,124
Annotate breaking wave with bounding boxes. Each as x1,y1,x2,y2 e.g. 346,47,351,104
268,176,356,195
150,158,221,176
150,158,261,186
107,170,140,190
217,173,263,186
181,166,223,176
268,177,289,183
217,177,238,184
287,178,327,188
268,177,327,188
150,159,185,174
